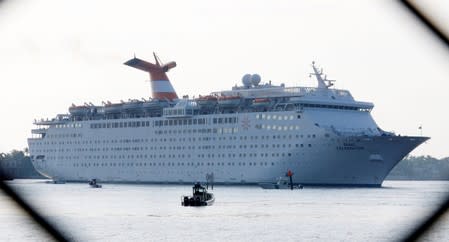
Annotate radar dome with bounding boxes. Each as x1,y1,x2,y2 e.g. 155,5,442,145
242,74,252,88
251,74,261,86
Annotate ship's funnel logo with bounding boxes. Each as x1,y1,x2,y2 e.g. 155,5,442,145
124,52,178,100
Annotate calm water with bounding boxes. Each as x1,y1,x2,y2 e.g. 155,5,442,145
1,180,449,241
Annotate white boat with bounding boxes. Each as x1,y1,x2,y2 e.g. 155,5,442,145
27,55,429,187
259,176,303,189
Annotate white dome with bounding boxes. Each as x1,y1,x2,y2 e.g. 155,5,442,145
251,74,261,86
242,74,252,88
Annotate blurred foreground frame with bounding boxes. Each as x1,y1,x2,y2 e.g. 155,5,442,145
0,173,70,241
398,0,449,240
0,0,448,241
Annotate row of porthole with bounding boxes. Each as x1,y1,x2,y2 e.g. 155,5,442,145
33,133,318,149
33,142,314,157
73,161,278,168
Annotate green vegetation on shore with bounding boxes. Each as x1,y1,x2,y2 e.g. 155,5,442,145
387,155,449,180
0,149,44,179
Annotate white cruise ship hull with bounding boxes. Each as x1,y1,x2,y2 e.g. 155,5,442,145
28,111,428,187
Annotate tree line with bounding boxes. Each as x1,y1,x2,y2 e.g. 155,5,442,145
387,155,449,180
0,149,44,179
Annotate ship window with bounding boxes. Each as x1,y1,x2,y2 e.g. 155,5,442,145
308,144,312,147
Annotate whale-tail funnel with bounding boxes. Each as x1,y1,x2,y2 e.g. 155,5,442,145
124,52,178,100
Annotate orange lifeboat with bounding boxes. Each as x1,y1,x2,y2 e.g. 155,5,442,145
104,102,123,114
217,95,241,107
196,95,218,108
69,104,91,116
252,98,271,107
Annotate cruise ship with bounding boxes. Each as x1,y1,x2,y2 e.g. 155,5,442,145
27,53,429,186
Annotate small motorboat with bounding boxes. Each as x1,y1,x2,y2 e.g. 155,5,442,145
181,182,215,206
46,180,66,184
259,176,303,190
88,179,102,188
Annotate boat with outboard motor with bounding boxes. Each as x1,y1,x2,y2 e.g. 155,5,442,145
259,176,303,189
181,183,215,206
89,179,102,188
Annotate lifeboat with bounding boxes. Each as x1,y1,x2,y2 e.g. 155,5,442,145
68,105,91,116
217,95,241,108
104,103,123,114
142,100,169,112
252,98,271,107
122,100,143,112
196,95,218,108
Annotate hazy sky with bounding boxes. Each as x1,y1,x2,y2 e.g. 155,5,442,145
1,0,448,158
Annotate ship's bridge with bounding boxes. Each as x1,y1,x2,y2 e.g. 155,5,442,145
212,63,373,111
213,85,353,101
